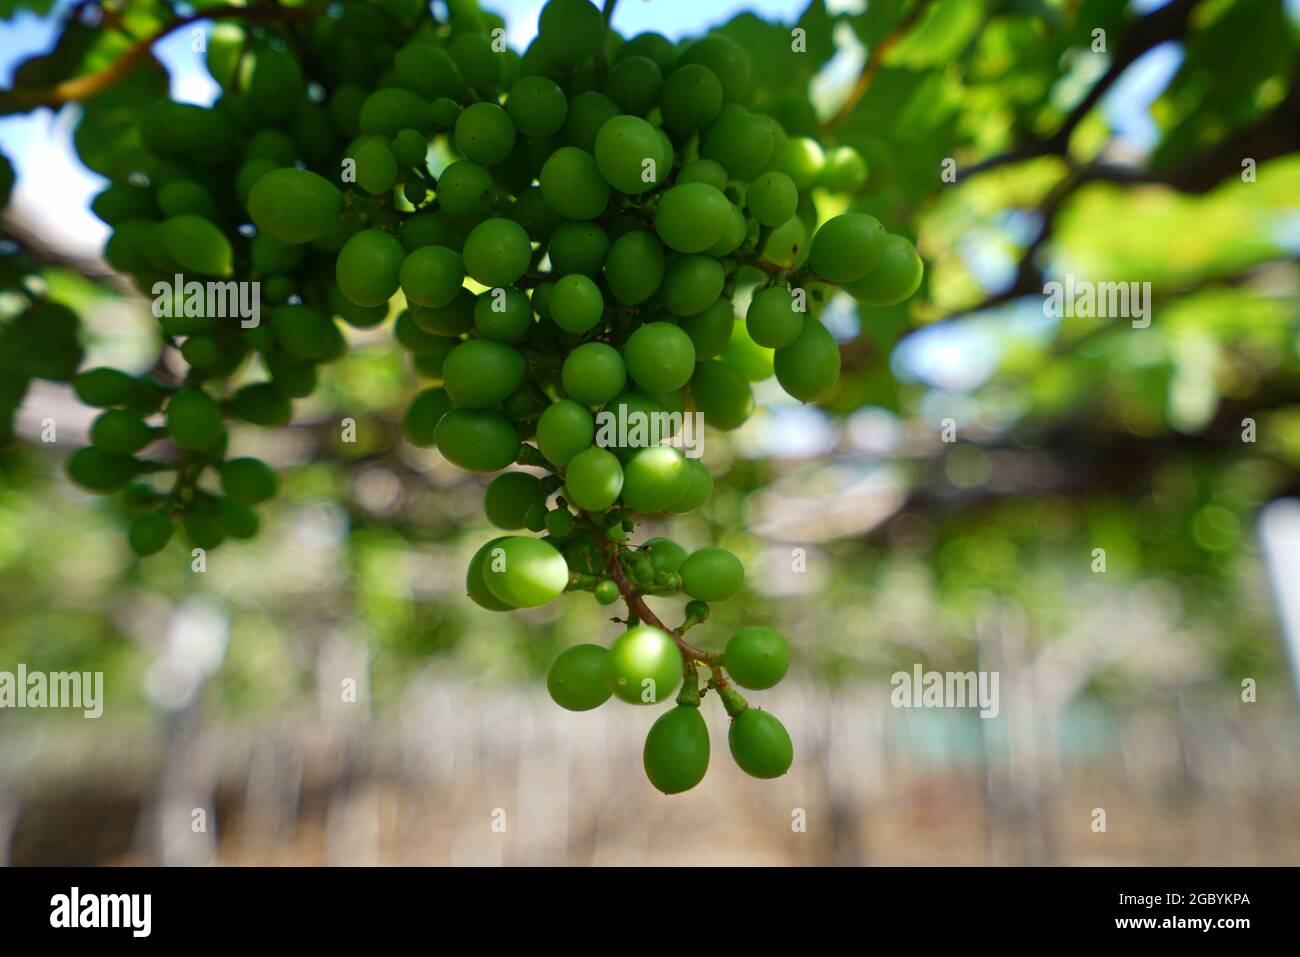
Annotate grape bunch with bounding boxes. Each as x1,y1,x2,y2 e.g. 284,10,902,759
58,0,923,794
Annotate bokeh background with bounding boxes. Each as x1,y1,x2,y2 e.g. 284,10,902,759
2,0,1300,865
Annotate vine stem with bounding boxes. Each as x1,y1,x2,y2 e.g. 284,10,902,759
591,524,720,665
0,2,319,109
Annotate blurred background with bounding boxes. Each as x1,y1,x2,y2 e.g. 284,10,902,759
2,0,1300,865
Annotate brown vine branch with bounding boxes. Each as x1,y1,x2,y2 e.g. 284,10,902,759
0,2,319,110
825,0,934,130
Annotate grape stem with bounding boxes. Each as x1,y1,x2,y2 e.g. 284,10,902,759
591,524,721,666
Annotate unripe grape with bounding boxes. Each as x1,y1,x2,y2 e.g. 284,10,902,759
66,447,138,494
808,212,886,283
467,536,515,611
482,535,569,607
220,457,278,506
594,115,664,196
621,446,691,514
677,33,752,101
721,319,774,382
90,409,152,455
660,64,723,133
547,222,609,277
247,168,343,244
537,399,595,467
668,457,714,514
679,298,734,360
701,108,773,181
643,704,710,794
562,91,620,153
353,138,398,195
594,579,620,605
474,286,533,341
746,286,804,349
605,625,681,704
507,76,567,137
773,316,840,402
564,447,624,511
399,245,464,309
643,537,687,573
128,510,173,557
359,87,434,137
605,55,663,115
166,387,225,451
538,0,604,69
545,507,576,538
623,322,695,393
679,546,744,601
336,229,404,307
842,233,924,306
549,274,604,333
603,230,664,306
746,171,797,227
231,383,293,427
724,626,790,690
448,32,503,91
677,158,728,191
392,128,428,168
454,102,516,166
410,288,476,336
482,471,545,530
728,709,793,778
689,360,754,431
819,145,869,193
661,255,724,318
394,42,466,100
781,136,824,190
562,342,626,406
654,182,730,254
540,146,609,221
436,160,497,223
462,218,532,288
162,215,232,277
547,644,612,711
270,304,338,361
433,409,520,472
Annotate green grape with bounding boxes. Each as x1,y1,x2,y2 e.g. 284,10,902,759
454,102,516,166
594,115,664,195
677,158,728,191
818,145,868,193
677,33,752,101
605,625,681,705
680,298,734,360
660,64,722,134
394,41,466,100
90,183,155,226
74,367,136,407
270,305,336,361
90,409,152,455
762,214,805,268
162,215,232,277
166,387,225,450
474,286,533,341
701,108,774,181
410,288,476,336
402,387,452,446
654,183,730,254
359,87,434,137
66,447,139,493
643,704,710,794
217,498,257,540
392,128,428,168
540,146,609,221
643,537,687,573
510,186,563,243
564,447,623,511
433,409,520,471
601,392,665,459
562,342,626,406
545,507,575,538
593,579,620,605
538,0,603,66
549,274,604,333
624,322,696,393
247,168,343,244
721,319,774,382
442,339,527,408
449,31,503,91
250,233,304,275
179,335,218,369
679,546,744,601
689,359,754,430
621,446,691,514
724,627,790,690
507,76,567,137
617,31,677,72
353,138,398,195
728,709,793,778
399,245,464,308
548,222,609,277
181,498,226,549
430,96,461,130
537,399,595,467
231,383,293,426
265,353,317,399
484,471,545,530
781,136,824,190
157,179,217,219
773,316,840,402
140,103,235,164
336,229,404,307
605,55,663,115
482,535,569,607
661,255,724,317
128,510,173,557
547,644,613,711
247,46,304,122
221,457,278,506
435,160,497,223
467,536,515,611
746,286,803,348
746,171,797,227
394,310,451,358
842,234,923,305
523,502,548,532
603,230,664,306
668,457,713,513
462,218,532,288
562,91,620,153
401,210,464,253
808,213,886,283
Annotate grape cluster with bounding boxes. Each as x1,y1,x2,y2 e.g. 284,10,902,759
60,0,923,793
